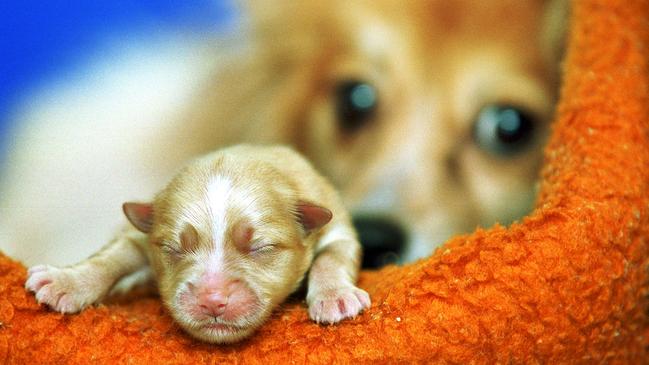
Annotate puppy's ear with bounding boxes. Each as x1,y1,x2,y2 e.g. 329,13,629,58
296,201,332,233
123,202,154,233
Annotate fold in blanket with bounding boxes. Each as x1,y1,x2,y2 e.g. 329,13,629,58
1,0,649,363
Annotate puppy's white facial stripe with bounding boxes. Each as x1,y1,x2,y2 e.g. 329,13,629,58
206,176,233,247
203,247,226,277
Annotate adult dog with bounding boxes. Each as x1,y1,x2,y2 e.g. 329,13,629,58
0,1,567,268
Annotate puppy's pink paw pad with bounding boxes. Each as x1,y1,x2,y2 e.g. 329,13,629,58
25,265,94,313
25,266,55,292
308,286,371,324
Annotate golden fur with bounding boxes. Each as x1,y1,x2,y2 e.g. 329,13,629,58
0,1,566,266
25,145,370,343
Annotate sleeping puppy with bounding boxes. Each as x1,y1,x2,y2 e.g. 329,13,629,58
0,1,568,268
25,145,370,343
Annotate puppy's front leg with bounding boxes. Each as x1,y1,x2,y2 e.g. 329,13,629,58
307,224,371,324
25,226,149,313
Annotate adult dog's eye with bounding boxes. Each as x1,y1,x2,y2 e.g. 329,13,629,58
335,80,378,133
473,105,535,157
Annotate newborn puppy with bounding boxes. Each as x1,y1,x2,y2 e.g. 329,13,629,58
25,145,370,343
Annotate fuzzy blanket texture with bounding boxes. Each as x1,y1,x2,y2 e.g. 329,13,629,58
2,1,649,363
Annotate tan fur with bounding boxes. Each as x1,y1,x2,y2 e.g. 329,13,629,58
25,145,370,343
179,0,567,261
1,1,567,266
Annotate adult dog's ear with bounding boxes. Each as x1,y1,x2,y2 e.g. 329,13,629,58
295,201,333,233
123,202,154,233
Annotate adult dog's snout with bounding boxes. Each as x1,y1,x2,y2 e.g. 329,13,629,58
353,216,407,268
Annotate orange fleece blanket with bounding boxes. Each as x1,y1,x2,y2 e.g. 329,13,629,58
2,1,649,363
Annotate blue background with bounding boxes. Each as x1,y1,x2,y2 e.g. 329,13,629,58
0,0,237,154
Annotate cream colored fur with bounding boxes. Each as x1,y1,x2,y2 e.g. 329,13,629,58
25,145,370,343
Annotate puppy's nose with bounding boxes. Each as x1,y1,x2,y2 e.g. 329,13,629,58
197,290,228,317
353,216,406,268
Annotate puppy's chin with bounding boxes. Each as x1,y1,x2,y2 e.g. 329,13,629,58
167,297,272,344
182,321,258,344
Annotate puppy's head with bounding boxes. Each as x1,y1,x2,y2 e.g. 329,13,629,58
122,158,331,343
206,0,568,266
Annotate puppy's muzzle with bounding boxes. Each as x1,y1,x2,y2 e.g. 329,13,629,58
353,216,406,268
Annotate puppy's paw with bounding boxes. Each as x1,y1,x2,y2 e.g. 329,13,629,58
25,264,102,313
307,285,371,324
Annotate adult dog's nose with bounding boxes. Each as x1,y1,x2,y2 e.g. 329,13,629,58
353,216,406,268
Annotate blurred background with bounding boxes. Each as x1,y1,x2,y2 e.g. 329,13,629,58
1,1,562,268
0,0,236,162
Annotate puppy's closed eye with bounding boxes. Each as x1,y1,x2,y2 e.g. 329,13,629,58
160,244,183,260
157,224,200,259
473,104,537,157
249,240,277,254
335,79,378,133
